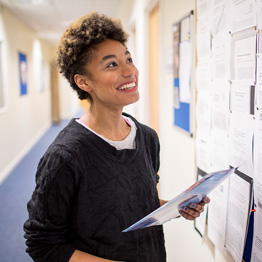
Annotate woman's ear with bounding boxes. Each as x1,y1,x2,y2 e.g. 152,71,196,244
74,74,92,92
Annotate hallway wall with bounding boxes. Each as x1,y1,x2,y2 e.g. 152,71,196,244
0,6,77,183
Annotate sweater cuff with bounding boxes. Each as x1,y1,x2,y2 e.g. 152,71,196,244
28,244,76,262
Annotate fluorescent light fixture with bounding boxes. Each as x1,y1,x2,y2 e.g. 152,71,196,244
31,0,51,5
11,0,29,3
11,0,51,5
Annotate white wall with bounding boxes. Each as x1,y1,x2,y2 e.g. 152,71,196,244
0,6,78,184
59,75,80,119
126,0,235,261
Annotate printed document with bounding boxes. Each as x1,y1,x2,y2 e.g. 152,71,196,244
230,0,256,33
212,79,230,132
123,167,236,232
233,35,256,82
229,112,255,177
251,110,262,261
225,170,253,262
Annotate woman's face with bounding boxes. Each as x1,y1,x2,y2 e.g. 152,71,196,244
84,39,139,109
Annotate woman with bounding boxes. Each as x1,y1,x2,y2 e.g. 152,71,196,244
24,12,209,262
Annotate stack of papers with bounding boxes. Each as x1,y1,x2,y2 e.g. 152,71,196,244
123,167,237,232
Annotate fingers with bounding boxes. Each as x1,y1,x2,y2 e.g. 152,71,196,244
199,196,210,206
179,203,203,220
179,197,210,220
179,206,200,220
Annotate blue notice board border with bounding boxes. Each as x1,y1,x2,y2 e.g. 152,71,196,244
173,78,191,135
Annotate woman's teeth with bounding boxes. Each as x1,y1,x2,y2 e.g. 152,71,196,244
118,82,136,90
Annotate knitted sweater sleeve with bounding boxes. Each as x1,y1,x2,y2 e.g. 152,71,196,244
151,129,161,183
23,147,77,262
141,123,161,183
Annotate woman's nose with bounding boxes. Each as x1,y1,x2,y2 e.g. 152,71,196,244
122,64,135,78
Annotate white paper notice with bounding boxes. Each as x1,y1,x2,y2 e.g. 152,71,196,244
211,0,229,36
180,16,190,42
196,133,212,172
229,112,255,177
230,0,256,33
258,31,262,54
197,0,210,17
251,111,262,262
225,172,252,262
212,32,231,80
196,57,212,93
179,41,191,103
257,0,262,29
257,53,262,110
211,129,230,170
233,35,256,82
208,177,229,251
197,14,211,58
212,79,230,132
230,80,255,115
196,92,212,135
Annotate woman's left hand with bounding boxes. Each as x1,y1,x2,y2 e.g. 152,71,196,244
179,196,210,220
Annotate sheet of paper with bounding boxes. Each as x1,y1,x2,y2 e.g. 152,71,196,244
233,35,256,82
180,16,190,42
196,92,212,135
196,133,212,172
211,129,230,170
212,32,231,80
230,0,256,33
257,53,262,110
197,13,211,58
257,0,262,29
229,112,255,177
230,80,255,115
258,30,262,54
173,23,180,79
212,79,230,132
211,0,229,36
123,168,237,232
196,57,212,93
208,177,229,252
251,110,262,261
179,41,191,103
197,0,211,18
225,171,252,262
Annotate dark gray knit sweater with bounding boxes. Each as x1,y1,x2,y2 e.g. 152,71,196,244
24,113,166,262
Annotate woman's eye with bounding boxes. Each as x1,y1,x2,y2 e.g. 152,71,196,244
127,57,133,63
107,62,118,68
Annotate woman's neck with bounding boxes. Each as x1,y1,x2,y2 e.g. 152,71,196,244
80,107,130,141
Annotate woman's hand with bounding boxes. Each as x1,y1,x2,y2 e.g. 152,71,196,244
179,196,210,220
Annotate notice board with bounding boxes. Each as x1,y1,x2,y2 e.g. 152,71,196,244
194,0,262,261
173,10,194,136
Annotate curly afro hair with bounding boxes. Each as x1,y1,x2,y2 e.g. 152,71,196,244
57,12,129,102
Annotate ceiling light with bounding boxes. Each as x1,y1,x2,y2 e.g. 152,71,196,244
11,0,51,5
31,0,51,5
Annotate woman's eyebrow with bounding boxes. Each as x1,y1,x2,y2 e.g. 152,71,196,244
101,51,131,63
101,54,116,62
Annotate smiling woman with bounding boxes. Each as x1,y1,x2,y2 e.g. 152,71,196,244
23,11,209,262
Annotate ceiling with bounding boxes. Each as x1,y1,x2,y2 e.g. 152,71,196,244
0,0,130,45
